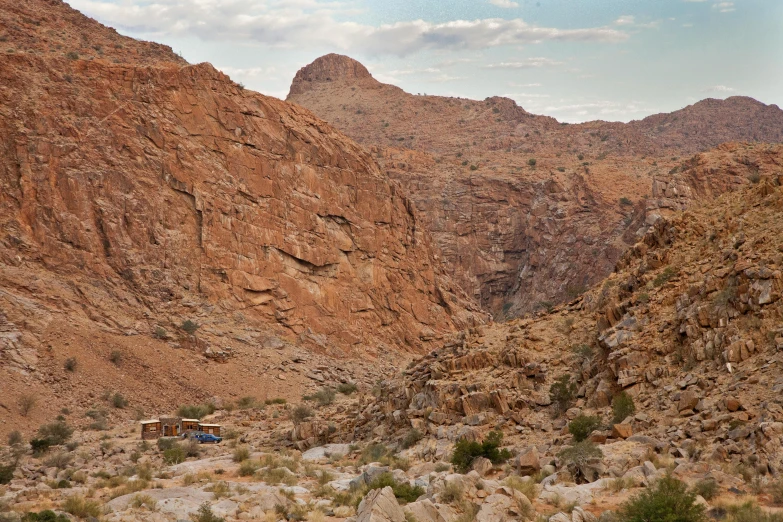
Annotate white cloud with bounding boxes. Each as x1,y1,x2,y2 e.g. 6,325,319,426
483,57,563,69
615,15,635,26
489,0,519,8
703,85,735,92
509,82,543,87
69,0,628,56
712,2,735,12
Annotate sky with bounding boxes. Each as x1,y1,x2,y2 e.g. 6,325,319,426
67,0,783,123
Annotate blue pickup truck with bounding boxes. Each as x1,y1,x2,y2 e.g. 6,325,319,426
183,431,222,444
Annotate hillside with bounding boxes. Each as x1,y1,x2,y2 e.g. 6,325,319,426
287,54,783,316
0,0,484,435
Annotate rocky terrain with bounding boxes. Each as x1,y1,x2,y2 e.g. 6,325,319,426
0,0,484,436
287,54,783,316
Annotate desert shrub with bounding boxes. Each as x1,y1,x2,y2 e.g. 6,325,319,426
109,350,123,365
163,445,186,464
30,438,51,455
558,441,603,477
63,495,102,518
748,170,761,184
309,388,336,407
619,197,633,206
63,357,77,372
236,396,257,409
470,164,478,171
291,404,314,424
265,398,287,405
337,383,358,395
440,481,464,504
578,154,585,160
769,477,783,505
238,460,259,477
721,501,783,522
612,392,636,424
528,158,537,166
157,437,178,451
206,480,231,499
8,430,23,446
504,475,538,501
401,429,423,449
181,319,199,334
434,462,451,473
549,374,577,416
153,326,167,339
360,443,390,464
191,502,224,522
44,452,72,469
451,431,511,473
572,344,594,361
111,392,128,409
568,415,601,443
37,422,73,446
177,403,215,419
693,478,718,500
0,463,15,484
653,266,677,287
21,512,69,522
130,494,157,510
19,394,38,416
233,446,250,463
618,475,705,522
367,473,424,504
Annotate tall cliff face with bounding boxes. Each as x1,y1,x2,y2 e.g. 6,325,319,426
287,55,783,316
0,1,483,363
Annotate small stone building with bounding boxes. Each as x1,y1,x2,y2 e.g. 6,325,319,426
140,417,222,439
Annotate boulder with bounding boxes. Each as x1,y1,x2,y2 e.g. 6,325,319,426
471,457,493,477
357,486,406,522
403,499,458,522
516,447,541,475
612,424,633,439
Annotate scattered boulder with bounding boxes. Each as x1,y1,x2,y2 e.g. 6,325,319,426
357,486,406,522
612,424,633,439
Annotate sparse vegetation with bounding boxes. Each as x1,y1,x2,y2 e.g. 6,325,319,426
8,430,23,446
0,463,15,485
19,394,37,416
528,158,537,166
191,502,224,522
21,511,70,522
720,501,783,522
304,388,336,407
568,415,601,442
619,197,633,206
163,445,186,464
37,421,73,446
109,349,123,365
653,266,677,287
557,441,603,480
549,374,577,416
337,382,358,395
366,472,424,504
111,392,128,409
233,446,250,463
612,391,636,424
238,459,260,477
402,429,424,449
63,357,77,372
504,475,538,501
63,495,102,518
618,475,705,522
693,478,718,500
181,319,199,335
450,431,511,473
291,404,314,424
177,403,215,419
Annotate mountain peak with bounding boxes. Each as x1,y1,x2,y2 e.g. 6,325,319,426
288,54,377,98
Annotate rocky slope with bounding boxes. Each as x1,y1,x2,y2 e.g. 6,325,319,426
0,0,484,434
1,154,782,521
287,54,783,316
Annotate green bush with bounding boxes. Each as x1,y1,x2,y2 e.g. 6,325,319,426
653,266,677,287
163,445,186,464
233,446,250,463
451,431,511,473
558,441,603,478
111,392,128,409
177,403,215,419
692,478,718,500
722,501,783,522
367,472,425,504
550,374,577,416
528,158,537,166
30,438,51,455
37,422,73,446
238,460,259,477
181,319,199,335
157,437,178,451
618,475,705,522
568,415,601,443
291,404,314,424
612,392,636,424
191,502,224,522
0,463,15,484
619,197,633,206
311,388,336,406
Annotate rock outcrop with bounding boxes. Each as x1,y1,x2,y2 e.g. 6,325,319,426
288,55,783,316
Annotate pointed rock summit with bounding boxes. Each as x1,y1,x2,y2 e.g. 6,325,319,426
288,53,380,97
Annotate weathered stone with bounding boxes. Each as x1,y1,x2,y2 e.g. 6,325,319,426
357,486,406,522
612,424,633,439
516,447,541,476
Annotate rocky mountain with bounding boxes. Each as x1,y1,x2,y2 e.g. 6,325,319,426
0,0,484,433
287,54,783,316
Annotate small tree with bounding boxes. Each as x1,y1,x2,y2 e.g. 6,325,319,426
568,415,601,442
558,441,603,483
618,475,706,522
549,374,577,416
612,392,636,424
451,431,511,473
192,502,225,522
37,421,73,445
